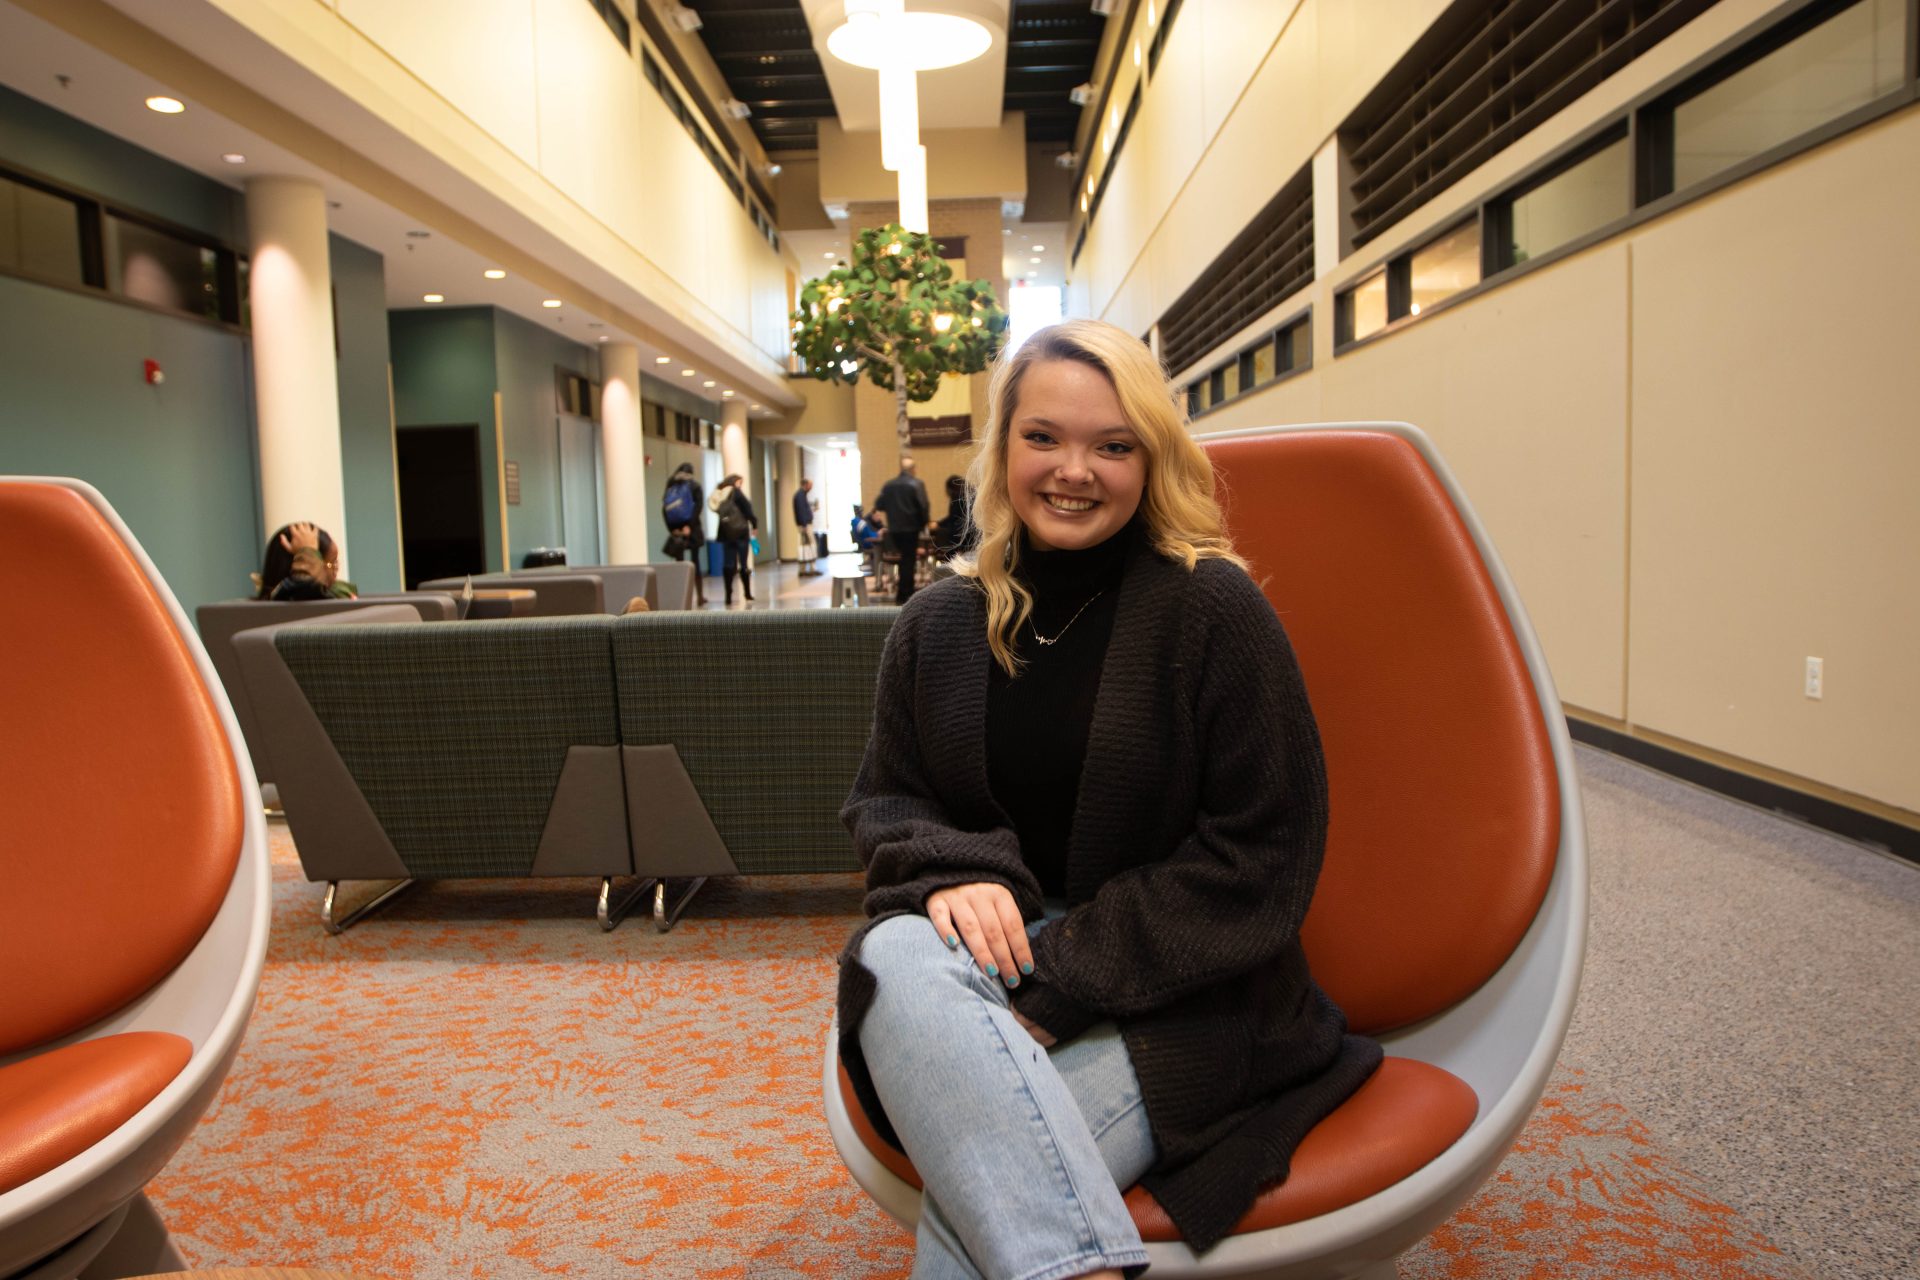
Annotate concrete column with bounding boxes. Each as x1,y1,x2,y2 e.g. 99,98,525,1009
245,177,348,571
719,400,751,493
601,343,648,563
774,440,800,560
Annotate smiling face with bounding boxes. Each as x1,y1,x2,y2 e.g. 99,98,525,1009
1005,358,1147,552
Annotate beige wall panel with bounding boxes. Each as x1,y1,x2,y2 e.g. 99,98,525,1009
1627,111,1920,809
338,0,539,166
1308,0,1450,138
1310,247,1631,717
632,77,716,308
533,0,642,245
1198,0,1302,141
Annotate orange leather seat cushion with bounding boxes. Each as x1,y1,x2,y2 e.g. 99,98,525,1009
0,1032,192,1195
1204,432,1559,1034
839,1055,1475,1238
0,485,242,1055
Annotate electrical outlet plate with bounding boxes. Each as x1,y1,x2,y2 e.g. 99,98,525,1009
1805,656,1823,699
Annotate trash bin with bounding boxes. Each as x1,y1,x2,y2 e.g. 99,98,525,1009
522,546,567,568
706,542,725,578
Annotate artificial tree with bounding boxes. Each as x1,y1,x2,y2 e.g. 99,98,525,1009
790,223,1009,450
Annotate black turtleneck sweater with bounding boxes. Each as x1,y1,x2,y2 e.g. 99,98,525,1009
985,524,1132,897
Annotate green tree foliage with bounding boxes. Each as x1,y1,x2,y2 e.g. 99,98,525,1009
790,223,1008,447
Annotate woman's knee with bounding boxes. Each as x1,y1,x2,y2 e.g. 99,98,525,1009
859,913,955,983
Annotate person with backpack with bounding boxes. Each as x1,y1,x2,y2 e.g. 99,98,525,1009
660,462,708,606
709,473,759,605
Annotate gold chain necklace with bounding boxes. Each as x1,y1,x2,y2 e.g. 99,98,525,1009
1030,590,1105,646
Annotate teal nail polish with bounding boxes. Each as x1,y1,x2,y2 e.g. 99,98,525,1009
946,934,959,949
1020,962,1034,975
986,963,999,978
1006,974,1020,988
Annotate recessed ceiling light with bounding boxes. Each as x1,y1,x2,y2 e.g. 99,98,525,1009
1029,257,1041,264
722,390,734,397
598,335,608,342
221,152,246,165
422,293,444,303
541,299,563,308
1027,270,1038,277
1002,229,1011,235
655,356,672,364
483,269,506,280
750,404,762,410
702,380,716,388
1031,245,1044,252
145,96,184,114
823,251,835,259
681,369,696,377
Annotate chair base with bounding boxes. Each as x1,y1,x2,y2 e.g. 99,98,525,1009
9,1194,184,1280
320,879,417,934
598,876,709,932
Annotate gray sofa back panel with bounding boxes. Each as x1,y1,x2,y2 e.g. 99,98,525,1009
523,564,657,612
417,573,605,617
195,594,454,782
611,608,900,874
276,616,620,878
645,562,696,610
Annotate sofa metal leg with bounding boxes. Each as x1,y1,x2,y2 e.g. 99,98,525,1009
654,876,708,932
598,876,658,931
321,878,416,934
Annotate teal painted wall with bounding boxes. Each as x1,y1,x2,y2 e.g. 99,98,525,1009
0,84,403,610
0,273,260,615
330,234,402,592
492,308,597,568
0,84,243,242
389,306,501,568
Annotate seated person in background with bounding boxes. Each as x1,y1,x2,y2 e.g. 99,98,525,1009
253,521,356,601
850,505,884,574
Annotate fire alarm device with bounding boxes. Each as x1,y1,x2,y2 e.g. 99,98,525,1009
144,360,165,386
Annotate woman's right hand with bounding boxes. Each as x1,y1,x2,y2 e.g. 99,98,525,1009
278,521,320,553
926,883,1033,989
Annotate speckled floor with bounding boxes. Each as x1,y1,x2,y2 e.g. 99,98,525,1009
1565,746,1920,1280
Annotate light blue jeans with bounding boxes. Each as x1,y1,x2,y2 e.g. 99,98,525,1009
857,912,1156,1280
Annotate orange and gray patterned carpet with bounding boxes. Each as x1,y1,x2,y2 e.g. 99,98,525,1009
149,748,1918,1278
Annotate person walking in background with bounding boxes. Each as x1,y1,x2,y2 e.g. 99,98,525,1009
710,473,758,605
253,521,356,600
660,461,708,606
874,455,931,603
793,476,820,576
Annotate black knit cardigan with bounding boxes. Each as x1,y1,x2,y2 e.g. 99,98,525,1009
837,531,1382,1251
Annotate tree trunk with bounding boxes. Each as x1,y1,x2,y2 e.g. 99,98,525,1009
892,360,910,453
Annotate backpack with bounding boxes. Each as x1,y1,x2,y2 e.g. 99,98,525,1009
717,492,751,542
662,479,696,526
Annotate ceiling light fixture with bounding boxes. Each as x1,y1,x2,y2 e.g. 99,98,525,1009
541,299,563,308
483,269,506,279
655,356,672,364
423,293,444,303
722,390,734,397
702,380,716,388
681,369,696,377
721,98,752,120
221,152,246,165
667,4,702,32
145,96,184,114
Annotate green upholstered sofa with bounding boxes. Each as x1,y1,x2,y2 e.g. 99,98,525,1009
234,606,899,931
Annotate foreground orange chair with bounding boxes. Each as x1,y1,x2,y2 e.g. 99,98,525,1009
823,423,1587,1276
0,479,270,1279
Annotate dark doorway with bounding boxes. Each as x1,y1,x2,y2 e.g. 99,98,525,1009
396,424,486,588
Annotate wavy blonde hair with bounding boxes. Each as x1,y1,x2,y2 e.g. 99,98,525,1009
955,319,1244,675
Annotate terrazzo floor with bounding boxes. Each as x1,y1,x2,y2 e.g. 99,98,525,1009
1564,748,1920,1280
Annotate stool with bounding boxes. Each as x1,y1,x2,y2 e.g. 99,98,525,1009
830,572,869,607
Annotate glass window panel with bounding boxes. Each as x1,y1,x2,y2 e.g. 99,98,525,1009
1283,321,1310,372
1673,0,1907,190
1348,271,1388,341
1248,340,1276,386
1505,137,1630,266
1408,222,1480,317
1187,383,1204,416
1208,367,1226,405
1219,360,1240,400
0,174,84,285
105,214,220,318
